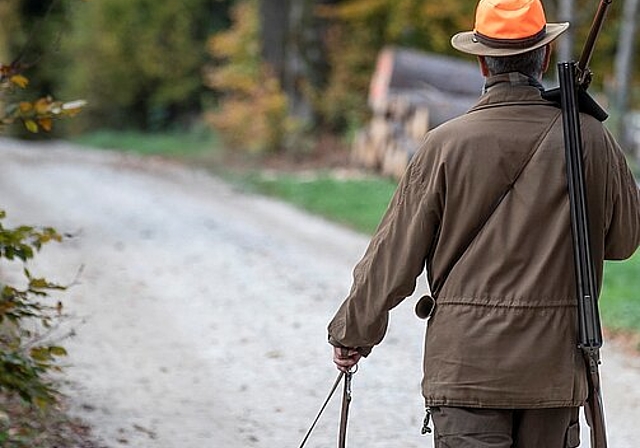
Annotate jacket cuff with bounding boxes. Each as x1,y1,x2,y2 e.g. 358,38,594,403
327,334,372,357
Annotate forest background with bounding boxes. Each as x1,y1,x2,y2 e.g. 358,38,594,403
0,0,639,158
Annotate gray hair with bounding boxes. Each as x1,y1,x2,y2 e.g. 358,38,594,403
483,46,547,79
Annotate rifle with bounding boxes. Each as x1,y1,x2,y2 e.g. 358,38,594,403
544,1,614,447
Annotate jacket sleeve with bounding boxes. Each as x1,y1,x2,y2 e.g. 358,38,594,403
327,143,444,353
603,129,640,260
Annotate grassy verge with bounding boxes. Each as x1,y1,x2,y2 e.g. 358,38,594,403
601,252,640,333
239,172,397,234
73,130,640,342
71,128,220,158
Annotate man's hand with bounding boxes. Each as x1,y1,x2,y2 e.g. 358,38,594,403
333,346,362,372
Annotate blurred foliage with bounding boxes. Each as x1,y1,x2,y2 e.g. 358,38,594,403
0,0,71,96
315,0,630,133
313,0,476,132
0,0,636,148
205,0,302,153
0,0,85,137
54,0,231,132
207,0,634,144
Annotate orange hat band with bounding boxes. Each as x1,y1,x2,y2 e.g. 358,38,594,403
473,26,547,50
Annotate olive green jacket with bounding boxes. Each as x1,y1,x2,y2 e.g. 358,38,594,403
328,73,640,408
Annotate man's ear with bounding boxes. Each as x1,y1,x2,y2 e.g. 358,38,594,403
478,56,490,77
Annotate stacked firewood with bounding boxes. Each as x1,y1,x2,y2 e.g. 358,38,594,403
351,47,484,178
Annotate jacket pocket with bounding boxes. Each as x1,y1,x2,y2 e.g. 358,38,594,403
565,421,580,448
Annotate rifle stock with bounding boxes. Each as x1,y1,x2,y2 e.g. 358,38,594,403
577,0,614,86
584,352,607,448
542,0,613,122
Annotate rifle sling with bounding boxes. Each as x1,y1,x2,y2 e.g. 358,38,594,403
429,111,561,300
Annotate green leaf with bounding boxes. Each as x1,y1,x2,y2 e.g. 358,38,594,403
49,346,67,357
30,348,52,362
23,119,38,133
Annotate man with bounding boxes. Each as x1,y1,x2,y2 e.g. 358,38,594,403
327,0,640,446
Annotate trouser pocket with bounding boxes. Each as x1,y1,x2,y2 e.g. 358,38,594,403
564,421,580,448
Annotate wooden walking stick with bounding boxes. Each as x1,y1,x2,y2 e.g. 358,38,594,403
298,368,356,448
338,370,353,448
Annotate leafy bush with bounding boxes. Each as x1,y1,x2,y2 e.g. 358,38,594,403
1,63,84,134
0,7,78,414
0,211,67,409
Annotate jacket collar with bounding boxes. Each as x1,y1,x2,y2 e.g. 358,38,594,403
484,72,545,93
470,72,552,112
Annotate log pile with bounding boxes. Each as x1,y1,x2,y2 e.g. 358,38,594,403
351,47,484,178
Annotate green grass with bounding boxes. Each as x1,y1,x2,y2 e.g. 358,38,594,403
241,172,397,234
72,128,220,158
601,251,640,333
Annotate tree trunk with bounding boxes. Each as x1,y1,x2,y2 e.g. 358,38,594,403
613,0,640,154
259,0,290,84
284,0,315,121
259,0,330,124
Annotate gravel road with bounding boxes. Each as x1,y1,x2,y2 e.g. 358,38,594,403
0,138,638,448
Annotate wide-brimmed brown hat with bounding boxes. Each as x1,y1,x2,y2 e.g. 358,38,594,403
451,0,569,57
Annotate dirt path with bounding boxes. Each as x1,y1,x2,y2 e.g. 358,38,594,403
0,138,637,447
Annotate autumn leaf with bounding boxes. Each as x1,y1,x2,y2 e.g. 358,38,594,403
34,97,51,115
9,74,29,88
37,117,53,132
18,102,33,113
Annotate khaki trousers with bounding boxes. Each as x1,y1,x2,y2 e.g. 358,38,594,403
430,406,581,448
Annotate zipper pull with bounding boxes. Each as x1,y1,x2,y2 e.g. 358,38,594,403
421,407,432,435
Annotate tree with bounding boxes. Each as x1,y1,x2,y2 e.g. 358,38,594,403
259,0,331,123
612,0,639,152
205,0,299,152
54,0,231,131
